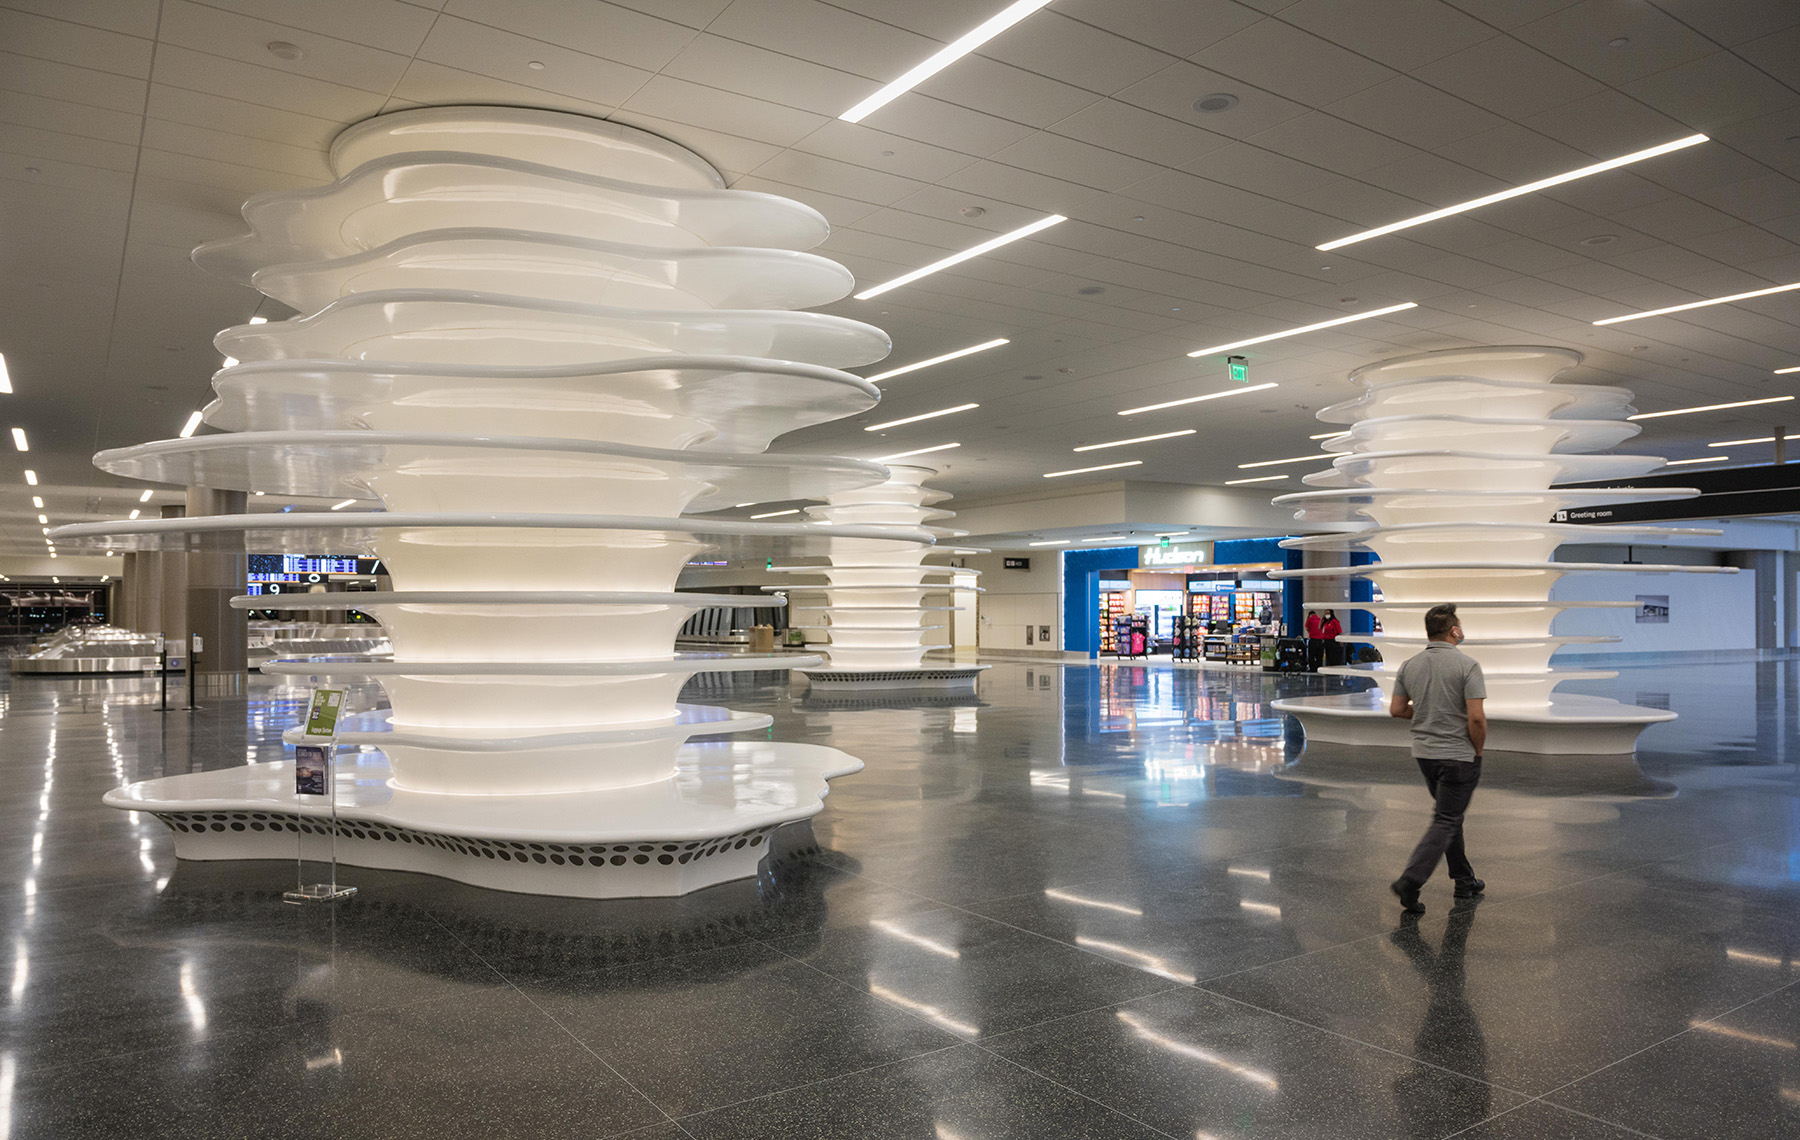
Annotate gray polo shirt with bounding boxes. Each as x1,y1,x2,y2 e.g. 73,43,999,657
1392,641,1487,760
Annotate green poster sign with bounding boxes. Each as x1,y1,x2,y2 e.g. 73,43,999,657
305,688,347,738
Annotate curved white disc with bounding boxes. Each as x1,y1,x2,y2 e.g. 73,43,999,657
254,229,855,314
203,355,879,448
1327,415,1638,454
48,513,936,554
215,290,891,371
1280,522,1720,551
1273,559,1735,577
330,105,725,190
281,708,772,750
1304,450,1664,489
230,591,785,610
767,564,977,575
92,430,886,513
193,152,829,282
1347,345,1584,387
262,654,822,676
1318,375,1633,425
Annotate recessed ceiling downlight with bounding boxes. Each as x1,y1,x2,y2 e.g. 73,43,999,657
266,41,304,60
1193,93,1239,113
1581,234,1619,247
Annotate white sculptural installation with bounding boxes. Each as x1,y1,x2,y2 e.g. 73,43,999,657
766,465,987,690
1269,346,1733,755
57,106,924,896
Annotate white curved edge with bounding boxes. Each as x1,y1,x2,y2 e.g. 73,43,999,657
261,653,824,676
95,430,887,485
328,105,728,190
1303,600,1642,611
231,591,788,609
766,565,980,576
101,741,865,844
250,226,853,302
1319,663,1619,681
213,288,889,369
1279,522,1724,551
764,584,984,593
1345,345,1585,385
802,663,989,676
1337,634,1621,646
211,352,880,398
1272,692,1676,726
49,514,937,547
1271,561,1739,578
280,707,771,750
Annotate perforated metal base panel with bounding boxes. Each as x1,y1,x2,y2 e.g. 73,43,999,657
155,808,778,898
104,740,863,898
801,666,987,691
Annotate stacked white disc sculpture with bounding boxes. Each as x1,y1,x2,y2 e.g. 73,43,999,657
1269,346,1733,755
57,106,930,897
767,465,987,690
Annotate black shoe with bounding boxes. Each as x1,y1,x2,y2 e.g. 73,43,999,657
1390,878,1425,914
1454,878,1485,899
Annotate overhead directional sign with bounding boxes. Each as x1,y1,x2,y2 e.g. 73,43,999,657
1558,463,1800,523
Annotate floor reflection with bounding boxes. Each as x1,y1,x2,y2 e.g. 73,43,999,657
0,655,1793,1137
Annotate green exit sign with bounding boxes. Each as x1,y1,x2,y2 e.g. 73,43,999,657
1227,355,1249,383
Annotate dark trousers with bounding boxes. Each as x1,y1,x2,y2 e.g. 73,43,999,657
1400,756,1481,886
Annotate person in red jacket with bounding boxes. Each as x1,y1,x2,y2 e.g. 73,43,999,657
1320,609,1343,667
1305,610,1324,671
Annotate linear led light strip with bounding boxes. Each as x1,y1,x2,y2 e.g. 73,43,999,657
1629,395,1793,420
1237,454,1321,469
839,0,1054,123
1710,432,1799,448
1595,281,1800,326
1120,382,1277,417
0,354,11,394
1044,460,1140,478
1317,134,1708,251
863,403,977,431
877,442,960,461
865,339,1007,383
1225,474,1286,485
1028,539,1069,547
9,429,25,452
855,214,1066,300
1663,456,1729,466
1777,365,1800,375
1075,429,1194,452
1188,303,1416,357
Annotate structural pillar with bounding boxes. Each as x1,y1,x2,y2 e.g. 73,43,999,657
183,486,247,697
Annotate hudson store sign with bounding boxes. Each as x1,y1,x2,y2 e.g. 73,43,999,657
1139,542,1212,568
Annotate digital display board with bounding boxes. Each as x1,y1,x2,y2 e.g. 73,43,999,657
248,554,362,579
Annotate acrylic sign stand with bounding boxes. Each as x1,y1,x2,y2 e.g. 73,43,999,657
285,687,357,903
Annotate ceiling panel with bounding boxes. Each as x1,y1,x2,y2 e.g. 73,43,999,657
0,0,1798,546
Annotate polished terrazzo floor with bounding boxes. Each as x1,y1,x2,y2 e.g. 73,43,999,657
2,657,1797,1138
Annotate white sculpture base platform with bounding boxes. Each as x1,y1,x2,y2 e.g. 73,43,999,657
103,741,861,898
1274,692,1674,755
800,664,988,692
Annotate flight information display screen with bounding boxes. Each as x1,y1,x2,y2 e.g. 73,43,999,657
248,554,361,577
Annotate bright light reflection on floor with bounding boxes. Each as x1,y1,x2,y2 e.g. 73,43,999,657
1116,1011,1278,1090
1074,937,1194,984
869,919,961,959
1043,887,1142,916
868,983,978,1036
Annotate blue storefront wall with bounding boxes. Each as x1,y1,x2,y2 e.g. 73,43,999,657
1064,537,1337,657
1063,546,1139,657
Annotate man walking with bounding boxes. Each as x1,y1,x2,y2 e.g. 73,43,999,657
1387,603,1487,914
